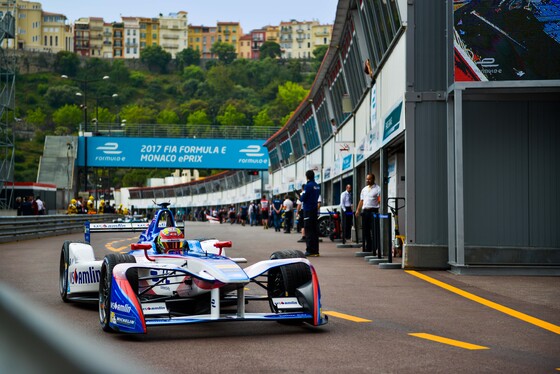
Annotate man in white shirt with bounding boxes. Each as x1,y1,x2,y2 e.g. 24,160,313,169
339,184,353,240
282,194,294,233
355,174,381,254
35,196,45,215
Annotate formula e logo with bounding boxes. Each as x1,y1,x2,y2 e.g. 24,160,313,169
96,142,122,155
239,145,264,157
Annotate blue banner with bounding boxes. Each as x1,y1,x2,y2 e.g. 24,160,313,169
78,137,269,170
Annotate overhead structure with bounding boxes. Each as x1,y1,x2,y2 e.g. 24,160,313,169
0,2,16,210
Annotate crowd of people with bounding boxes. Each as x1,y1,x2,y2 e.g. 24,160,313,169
14,195,46,216
66,196,126,215
185,193,300,232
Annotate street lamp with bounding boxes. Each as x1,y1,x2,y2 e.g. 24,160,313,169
93,93,119,134
61,74,110,194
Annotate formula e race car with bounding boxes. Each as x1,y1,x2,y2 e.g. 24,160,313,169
59,203,327,333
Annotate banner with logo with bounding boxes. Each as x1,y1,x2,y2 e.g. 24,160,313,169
78,137,269,170
454,1,560,81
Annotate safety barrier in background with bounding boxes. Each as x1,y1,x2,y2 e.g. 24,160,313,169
0,215,115,243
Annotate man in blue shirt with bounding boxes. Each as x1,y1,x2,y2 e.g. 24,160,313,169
271,195,283,232
301,169,320,257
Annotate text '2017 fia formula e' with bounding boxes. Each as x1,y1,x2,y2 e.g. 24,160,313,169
59,203,328,334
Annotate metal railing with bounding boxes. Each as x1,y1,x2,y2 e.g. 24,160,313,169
0,214,116,243
91,123,280,139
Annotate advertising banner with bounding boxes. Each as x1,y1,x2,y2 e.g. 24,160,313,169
454,0,560,81
78,137,269,170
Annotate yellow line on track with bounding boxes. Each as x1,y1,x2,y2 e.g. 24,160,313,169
105,236,138,253
323,311,372,322
406,270,560,335
409,333,489,350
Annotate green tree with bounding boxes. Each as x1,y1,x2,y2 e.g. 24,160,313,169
53,51,80,76
52,104,82,132
140,45,172,73
206,64,235,98
312,45,329,71
110,60,131,84
176,47,201,69
253,108,275,127
45,85,80,108
122,169,151,187
186,110,212,138
187,110,211,125
120,104,157,124
180,100,209,119
211,42,237,64
217,104,246,126
156,109,180,125
95,107,116,124
259,42,282,60
312,45,329,64
26,108,47,127
277,81,308,111
182,65,205,81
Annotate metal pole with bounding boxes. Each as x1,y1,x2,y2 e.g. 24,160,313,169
83,81,88,195
386,212,393,263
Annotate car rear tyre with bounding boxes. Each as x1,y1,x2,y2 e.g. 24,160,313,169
99,254,136,332
268,250,312,316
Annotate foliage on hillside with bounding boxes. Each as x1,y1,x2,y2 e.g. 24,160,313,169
14,47,327,186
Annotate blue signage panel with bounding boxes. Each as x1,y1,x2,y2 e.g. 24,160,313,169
383,101,403,142
78,137,269,170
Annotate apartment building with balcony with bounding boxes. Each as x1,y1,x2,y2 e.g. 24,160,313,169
138,17,159,49
159,11,188,58
88,17,103,57
112,22,124,58
122,16,140,59
250,28,265,59
73,17,90,56
311,23,332,49
101,22,112,58
188,25,217,59
216,21,241,54
264,25,279,44
279,21,294,58
238,33,251,59
42,11,73,53
73,17,105,57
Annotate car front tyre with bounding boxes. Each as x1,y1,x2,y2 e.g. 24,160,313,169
59,241,71,302
99,254,136,332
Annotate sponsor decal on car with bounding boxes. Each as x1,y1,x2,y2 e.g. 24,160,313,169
115,316,135,326
111,301,132,313
272,297,303,309
142,302,169,315
71,266,101,285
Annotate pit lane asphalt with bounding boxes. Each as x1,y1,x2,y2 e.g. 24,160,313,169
1,222,559,373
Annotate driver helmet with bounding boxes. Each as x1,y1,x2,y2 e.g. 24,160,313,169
156,227,184,254
70,198,77,204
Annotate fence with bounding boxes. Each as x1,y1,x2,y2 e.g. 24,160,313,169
0,214,115,243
